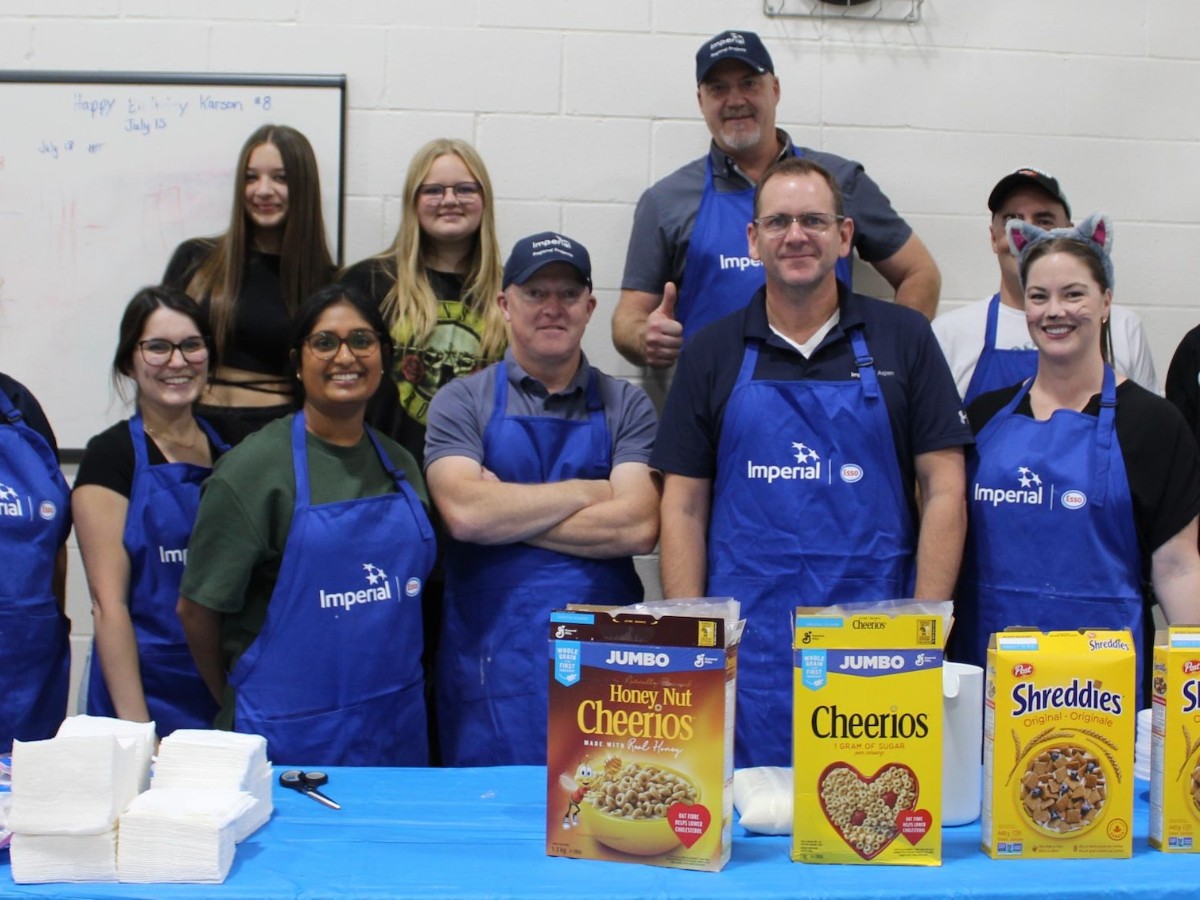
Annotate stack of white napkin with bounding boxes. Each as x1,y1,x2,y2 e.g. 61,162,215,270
1136,707,1152,782
117,788,254,883
56,715,157,793
7,731,147,883
150,729,273,842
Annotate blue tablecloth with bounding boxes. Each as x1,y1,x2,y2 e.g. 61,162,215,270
1,767,1194,898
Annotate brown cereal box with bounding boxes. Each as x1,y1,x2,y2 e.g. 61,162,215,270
1149,627,1200,852
983,628,1134,859
545,603,740,871
791,602,949,866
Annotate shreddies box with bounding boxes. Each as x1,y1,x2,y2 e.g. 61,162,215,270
1150,626,1200,852
791,601,949,866
983,628,1134,859
545,602,741,872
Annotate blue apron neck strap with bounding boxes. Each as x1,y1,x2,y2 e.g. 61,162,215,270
848,327,879,400
195,415,231,454
1092,365,1118,508
739,339,761,382
129,412,150,469
983,293,1002,347
291,411,313,508
483,360,510,450
582,366,610,472
0,389,20,425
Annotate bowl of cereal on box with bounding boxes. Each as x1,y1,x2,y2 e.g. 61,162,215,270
578,760,705,856
817,761,919,860
1014,738,1112,836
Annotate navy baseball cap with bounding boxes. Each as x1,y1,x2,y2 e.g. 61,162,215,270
502,232,592,289
988,167,1071,220
696,30,774,83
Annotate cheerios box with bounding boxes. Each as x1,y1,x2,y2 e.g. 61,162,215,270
791,601,950,866
1149,626,1200,852
983,628,1134,859
545,600,741,872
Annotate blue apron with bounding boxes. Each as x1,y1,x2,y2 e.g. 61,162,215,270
963,294,1038,405
438,362,644,766
677,151,852,340
229,412,435,766
954,367,1145,703
0,390,71,750
86,414,226,735
708,331,915,767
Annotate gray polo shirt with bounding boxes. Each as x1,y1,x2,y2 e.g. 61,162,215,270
621,130,913,295
424,350,657,470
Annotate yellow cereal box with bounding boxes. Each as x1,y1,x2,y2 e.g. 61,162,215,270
983,628,1135,859
1149,626,1200,852
545,602,741,871
791,601,949,866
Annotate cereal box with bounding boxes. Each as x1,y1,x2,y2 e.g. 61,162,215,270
791,601,949,866
1149,626,1200,852
983,628,1135,859
545,601,741,871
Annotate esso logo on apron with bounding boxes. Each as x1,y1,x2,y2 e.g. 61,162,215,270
1062,490,1088,510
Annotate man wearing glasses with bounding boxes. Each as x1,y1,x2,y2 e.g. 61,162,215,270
423,232,660,767
654,158,969,767
612,28,941,371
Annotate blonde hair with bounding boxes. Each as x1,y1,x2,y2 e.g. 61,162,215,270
377,138,506,360
186,125,334,362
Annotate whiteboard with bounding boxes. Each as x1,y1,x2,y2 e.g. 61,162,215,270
0,71,345,452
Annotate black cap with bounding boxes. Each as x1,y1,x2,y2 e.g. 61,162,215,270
502,232,592,289
696,30,774,84
988,167,1071,220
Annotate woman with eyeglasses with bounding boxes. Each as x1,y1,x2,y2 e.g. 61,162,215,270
178,285,434,765
339,138,506,468
163,124,335,445
0,372,71,750
73,287,228,735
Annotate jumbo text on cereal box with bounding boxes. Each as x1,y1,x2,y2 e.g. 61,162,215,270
545,605,739,871
791,602,948,866
983,628,1134,859
1149,626,1200,852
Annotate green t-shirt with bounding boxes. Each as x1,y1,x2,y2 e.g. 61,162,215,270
180,414,428,728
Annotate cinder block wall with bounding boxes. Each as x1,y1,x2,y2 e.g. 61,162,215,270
4,1,1197,707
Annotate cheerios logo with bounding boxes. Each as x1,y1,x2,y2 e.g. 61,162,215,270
1061,490,1087,510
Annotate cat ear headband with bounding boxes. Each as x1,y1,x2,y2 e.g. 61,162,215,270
1006,212,1114,290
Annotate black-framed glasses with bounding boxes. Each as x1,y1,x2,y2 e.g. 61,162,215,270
416,181,483,203
138,337,209,366
753,212,845,238
303,329,382,360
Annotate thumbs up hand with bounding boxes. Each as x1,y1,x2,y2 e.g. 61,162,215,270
644,282,684,369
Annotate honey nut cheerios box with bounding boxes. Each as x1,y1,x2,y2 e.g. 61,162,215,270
984,628,1134,859
545,600,742,872
791,600,950,866
1149,626,1200,852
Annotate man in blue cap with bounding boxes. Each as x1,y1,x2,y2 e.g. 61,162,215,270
424,231,660,767
613,28,941,370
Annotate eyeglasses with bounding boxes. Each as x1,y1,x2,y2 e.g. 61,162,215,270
416,181,483,203
753,213,845,238
138,337,209,365
303,330,382,360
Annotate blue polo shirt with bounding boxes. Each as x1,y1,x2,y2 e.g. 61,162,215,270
652,286,971,509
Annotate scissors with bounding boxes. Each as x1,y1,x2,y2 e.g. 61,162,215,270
279,769,341,810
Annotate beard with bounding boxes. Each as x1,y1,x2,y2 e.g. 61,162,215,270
718,114,763,153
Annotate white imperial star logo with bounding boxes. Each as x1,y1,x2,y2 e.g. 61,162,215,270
362,562,387,585
0,483,16,502
791,442,820,464
1016,466,1042,489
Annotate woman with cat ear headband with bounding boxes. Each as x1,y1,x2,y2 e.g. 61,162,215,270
949,213,1200,706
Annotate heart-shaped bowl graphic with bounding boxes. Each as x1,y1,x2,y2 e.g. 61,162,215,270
577,763,703,856
817,761,919,860
1015,736,1110,838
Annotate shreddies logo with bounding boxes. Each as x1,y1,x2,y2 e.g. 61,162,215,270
318,562,395,611
746,441,823,484
972,465,1045,508
0,481,23,517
